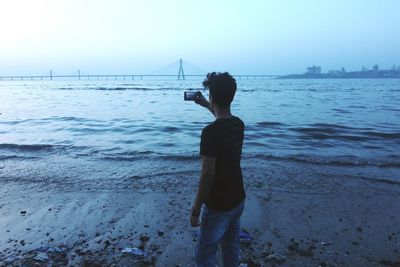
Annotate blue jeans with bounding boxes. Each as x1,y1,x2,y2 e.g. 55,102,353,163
195,200,245,267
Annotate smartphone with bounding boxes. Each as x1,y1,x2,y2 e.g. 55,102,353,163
184,91,201,101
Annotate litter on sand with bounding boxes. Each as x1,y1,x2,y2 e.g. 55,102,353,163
122,247,147,257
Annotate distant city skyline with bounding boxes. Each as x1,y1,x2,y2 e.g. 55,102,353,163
1,0,399,75
280,63,400,79
302,63,400,74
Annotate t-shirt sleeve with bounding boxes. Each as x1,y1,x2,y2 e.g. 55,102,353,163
200,127,217,157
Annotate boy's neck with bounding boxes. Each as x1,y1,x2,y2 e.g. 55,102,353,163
214,107,233,119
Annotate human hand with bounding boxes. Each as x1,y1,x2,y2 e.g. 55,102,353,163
190,207,201,227
190,215,200,227
194,92,209,108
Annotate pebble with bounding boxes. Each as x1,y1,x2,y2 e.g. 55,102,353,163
157,231,165,237
140,234,150,243
265,252,286,264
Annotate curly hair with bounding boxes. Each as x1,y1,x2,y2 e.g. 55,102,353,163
202,72,237,108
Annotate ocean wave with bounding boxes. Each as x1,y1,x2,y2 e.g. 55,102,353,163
161,126,180,133
297,134,370,141
287,123,399,142
256,121,285,127
310,123,368,130
0,155,38,160
0,143,197,162
331,108,351,113
160,154,199,161
51,116,94,122
0,143,54,151
362,131,400,139
245,154,400,168
0,119,33,125
291,126,343,134
0,143,92,155
57,86,183,91
0,117,100,126
91,148,400,168
126,169,197,181
0,140,398,169
101,151,198,161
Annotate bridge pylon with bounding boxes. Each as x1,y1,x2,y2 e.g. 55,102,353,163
178,59,185,80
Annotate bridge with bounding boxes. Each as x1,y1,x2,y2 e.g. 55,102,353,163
0,59,278,81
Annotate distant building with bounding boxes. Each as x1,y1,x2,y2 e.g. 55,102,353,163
372,64,379,72
306,65,322,75
341,67,346,73
361,66,368,72
328,70,342,77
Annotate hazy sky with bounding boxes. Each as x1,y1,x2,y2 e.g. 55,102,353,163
0,0,399,75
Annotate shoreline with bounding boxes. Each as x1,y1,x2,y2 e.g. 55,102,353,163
1,159,400,266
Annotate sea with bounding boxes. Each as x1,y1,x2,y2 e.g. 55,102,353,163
1,78,399,190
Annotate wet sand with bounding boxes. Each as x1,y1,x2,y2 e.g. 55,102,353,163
1,159,400,266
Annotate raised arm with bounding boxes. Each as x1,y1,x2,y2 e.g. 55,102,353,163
195,93,215,117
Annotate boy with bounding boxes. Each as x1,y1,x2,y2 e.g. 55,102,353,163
190,72,246,267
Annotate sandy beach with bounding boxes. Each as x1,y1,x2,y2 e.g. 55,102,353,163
1,157,399,267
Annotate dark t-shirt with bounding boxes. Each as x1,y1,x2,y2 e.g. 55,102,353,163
200,116,246,212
